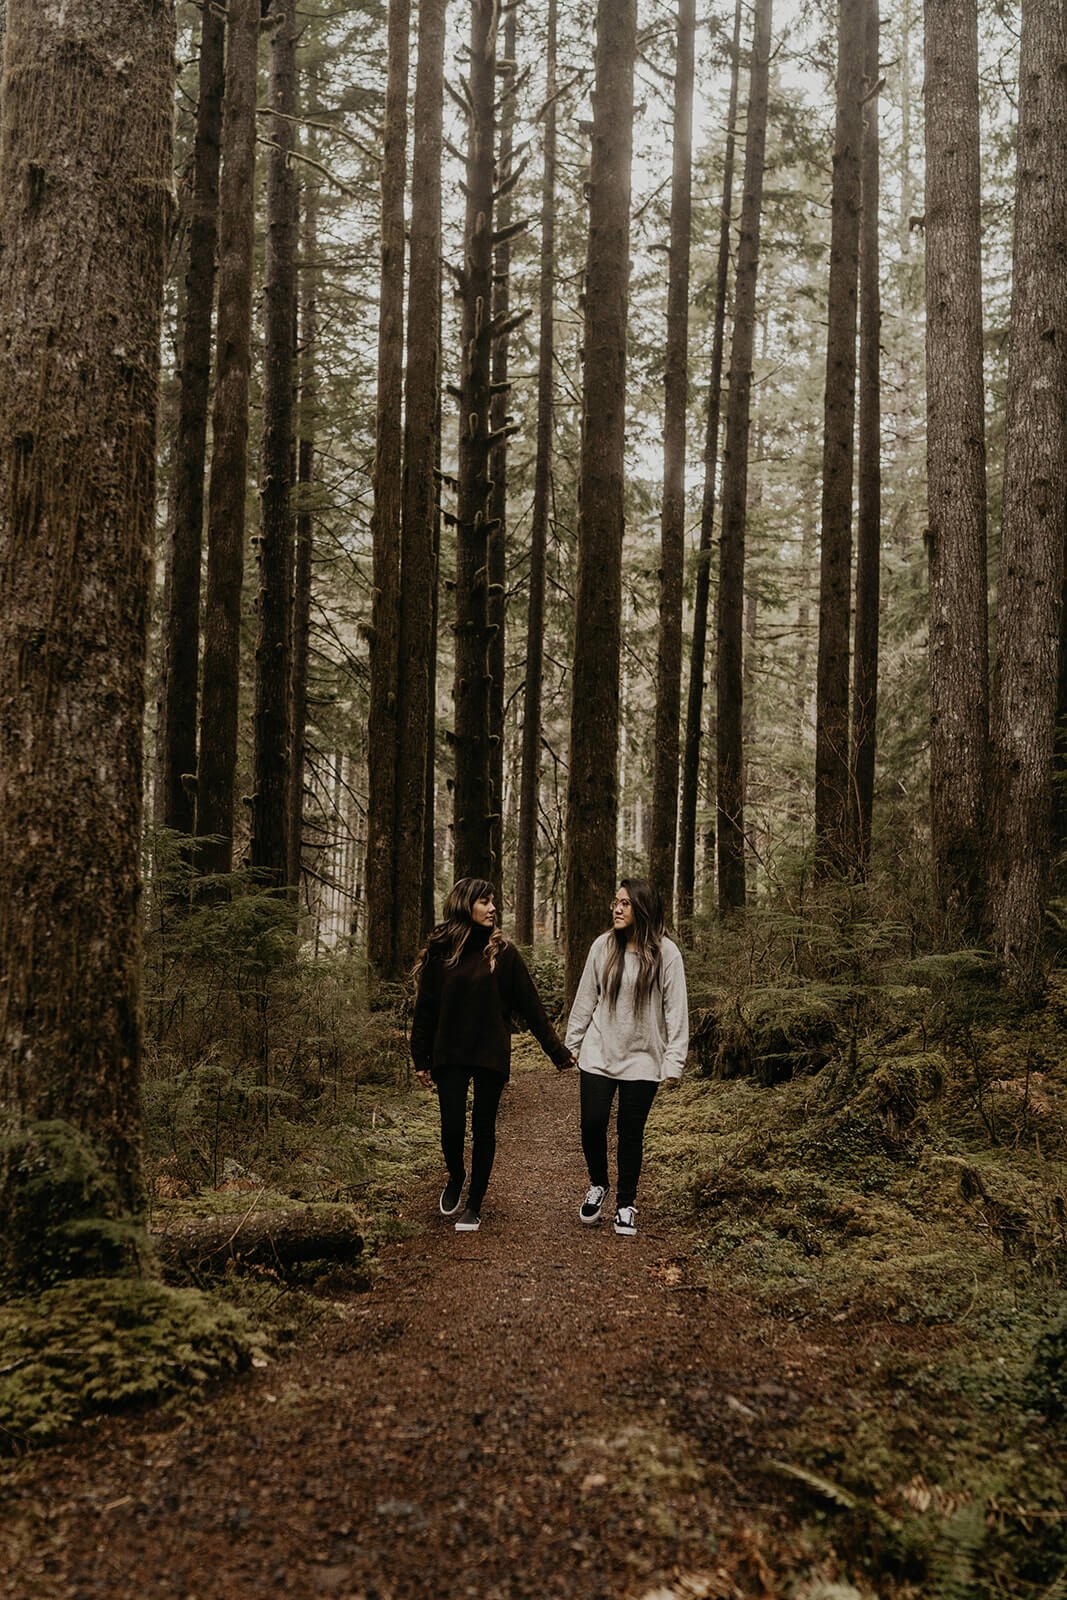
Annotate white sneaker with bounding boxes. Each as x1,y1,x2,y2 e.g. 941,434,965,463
614,1205,637,1237
579,1184,608,1224
455,1206,481,1232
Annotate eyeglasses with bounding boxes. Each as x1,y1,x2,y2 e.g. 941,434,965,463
611,897,632,911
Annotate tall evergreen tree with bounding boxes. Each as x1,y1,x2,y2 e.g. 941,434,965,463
452,0,501,883
251,0,299,884
924,0,989,932
990,0,1067,992
196,0,261,876
678,0,742,931
158,1,224,842
715,0,772,915
366,0,410,977
814,0,865,878
0,0,174,1244
649,0,696,914
394,0,446,970
288,129,321,892
849,0,882,873
488,2,522,905
514,0,558,944
564,0,636,1000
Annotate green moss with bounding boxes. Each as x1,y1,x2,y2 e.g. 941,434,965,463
0,1121,146,1290
0,1276,261,1452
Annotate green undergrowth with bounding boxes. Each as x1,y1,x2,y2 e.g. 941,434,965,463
0,870,445,1457
649,907,1066,1598
0,1277,263,1453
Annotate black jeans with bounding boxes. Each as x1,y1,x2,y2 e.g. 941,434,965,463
579,1070,659,1208
435,1065,507,1211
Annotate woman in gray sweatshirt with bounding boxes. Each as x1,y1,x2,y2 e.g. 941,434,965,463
565,877,689,1236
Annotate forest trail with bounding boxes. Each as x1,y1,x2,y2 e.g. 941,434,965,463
1,1058,865,1600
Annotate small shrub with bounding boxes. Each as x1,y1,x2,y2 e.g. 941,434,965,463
0,1121,146,1290
0,1277,260,1452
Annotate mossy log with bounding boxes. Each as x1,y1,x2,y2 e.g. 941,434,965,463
152,1206,364,1277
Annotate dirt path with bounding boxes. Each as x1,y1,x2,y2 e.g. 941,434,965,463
1,1064,861,1600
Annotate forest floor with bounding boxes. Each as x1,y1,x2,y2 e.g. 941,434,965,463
0,1051,927,1600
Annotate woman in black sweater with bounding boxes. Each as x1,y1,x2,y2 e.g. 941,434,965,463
411,877,574,1232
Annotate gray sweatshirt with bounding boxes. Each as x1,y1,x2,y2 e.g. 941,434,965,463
564,932,689,1082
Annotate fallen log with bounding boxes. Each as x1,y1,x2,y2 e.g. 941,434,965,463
151,1205,364,1277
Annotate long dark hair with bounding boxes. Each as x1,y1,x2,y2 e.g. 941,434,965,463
413,877,505,982
601,877,664,1014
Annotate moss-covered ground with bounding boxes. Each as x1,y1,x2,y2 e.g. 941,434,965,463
647,925,1066,1599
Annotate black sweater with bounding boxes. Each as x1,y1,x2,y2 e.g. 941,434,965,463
410,926,570,1077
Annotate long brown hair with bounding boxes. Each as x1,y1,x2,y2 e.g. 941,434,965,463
413,877,505,982
601,877,664,1015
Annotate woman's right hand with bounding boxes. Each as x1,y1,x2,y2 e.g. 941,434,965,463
416,1068,433,1090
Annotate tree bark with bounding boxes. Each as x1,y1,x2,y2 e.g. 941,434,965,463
158,2,224,842
649,0,695,916
289,137,320,893
251,0,298,886
487,2,520,906
452,0,499,884
923,0,989,932
678,0,742,932
564,0,636,1001
394,0,446,972
514,0,558,945
366,0,410,978
423,366,445,941
849,0,882,874
0,0,174,1220
196,0,261,877
814,0,864,879
989,0,1067,993
1055,545,1067,883
715,0,772,916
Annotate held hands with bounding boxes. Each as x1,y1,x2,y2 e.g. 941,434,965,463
415,1068,433,1090
557,1053,579,1071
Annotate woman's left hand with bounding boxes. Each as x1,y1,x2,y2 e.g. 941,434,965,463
416,1069,433,1090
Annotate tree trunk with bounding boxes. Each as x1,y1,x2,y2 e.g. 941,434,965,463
366,0,410,978
158,2,224,842
196,0,261,877
394,0,446,971
989,0,1067,993
514,0,558,945
923,0,989,932
649,0,695,916
814,0,864,879
564,0,636,1002
487,3,520,908
677,0,742,933
1055,547,1067,883
289,140,320,893
0,0,174,1227
715,0,772,916
251,0,298,886
452,0,499,884
849,0,882,875
423,366,445,941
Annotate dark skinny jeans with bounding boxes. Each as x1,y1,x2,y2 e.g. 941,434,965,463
579,1069,659,1208
435,1065,507,1211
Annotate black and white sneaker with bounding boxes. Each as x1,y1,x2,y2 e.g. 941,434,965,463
579,1184,608,1225
455,1206,481,1233
439,1172,465,1217
614,1205,637,1237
